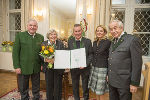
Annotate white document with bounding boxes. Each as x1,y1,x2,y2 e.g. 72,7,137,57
71,48,86,68
54,50,70,69
54,48,86,69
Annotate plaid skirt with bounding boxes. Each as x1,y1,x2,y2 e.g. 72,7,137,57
88,66,108,95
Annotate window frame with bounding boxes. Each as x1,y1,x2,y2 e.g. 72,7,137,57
6,0,24,41
112,0,150,56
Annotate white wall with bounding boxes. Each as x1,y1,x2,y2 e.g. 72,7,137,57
34,0,50,40
0,52,14,71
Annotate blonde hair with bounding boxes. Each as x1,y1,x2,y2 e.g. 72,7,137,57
46,29,57,39
95,25,107,41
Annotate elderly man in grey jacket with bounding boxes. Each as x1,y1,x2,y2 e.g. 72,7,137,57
108,20,142,100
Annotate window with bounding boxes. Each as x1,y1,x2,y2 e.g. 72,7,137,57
112,0,126,4
111,9,125,24
135,0,150,4
111,0,150,56
134,8,150,55
8,0,22,41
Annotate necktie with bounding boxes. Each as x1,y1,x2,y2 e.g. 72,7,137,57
114,38,118,44
76,40,80,48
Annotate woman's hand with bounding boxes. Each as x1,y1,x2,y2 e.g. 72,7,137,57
45,58,54,64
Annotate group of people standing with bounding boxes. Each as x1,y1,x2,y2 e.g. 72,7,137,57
12,19,142,100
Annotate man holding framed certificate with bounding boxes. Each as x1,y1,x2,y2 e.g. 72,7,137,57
67,24,93,100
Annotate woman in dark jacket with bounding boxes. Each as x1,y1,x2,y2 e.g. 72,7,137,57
41,29,64,100
88,25,111,100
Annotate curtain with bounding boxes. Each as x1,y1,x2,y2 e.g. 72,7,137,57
95,0,112,30
75,0,82,24
23,0,34,31
75,0,112,41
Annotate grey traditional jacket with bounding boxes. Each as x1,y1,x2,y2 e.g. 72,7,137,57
108,32,142,88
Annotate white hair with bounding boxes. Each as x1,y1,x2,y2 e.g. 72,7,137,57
110,20,123,28
27,18,38,26
46,29,58,39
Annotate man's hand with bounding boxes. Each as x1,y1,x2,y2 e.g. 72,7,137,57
41,66,43,71
45,58,54,64
130,85,138,93
15,68,21,74
106,76,108,82
79,67,84,69
65,68,70,73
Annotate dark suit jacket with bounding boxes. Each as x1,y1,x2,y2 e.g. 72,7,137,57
108,32,142,88
92,39,111,68
41,40,65,74
13,31,44,75
68,37,93,67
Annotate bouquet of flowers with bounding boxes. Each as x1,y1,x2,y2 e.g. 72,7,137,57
7,41,14,51
7,41,14,46
1,41,14,46
1,41,14,52
1,41,8,46
39,45,55,69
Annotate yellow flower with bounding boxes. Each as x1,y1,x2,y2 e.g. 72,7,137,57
42,46,45,51
44,50,49,54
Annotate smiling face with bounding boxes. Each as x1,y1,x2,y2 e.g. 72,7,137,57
27,20,38,34
73,26,82,40
96,26,106,39
48,32,57,43
109,21,123,38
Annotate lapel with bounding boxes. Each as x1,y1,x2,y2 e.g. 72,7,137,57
42,40,48,46
112,32,127,51
56,40,60,49
98,39,105,46
81,37,85,48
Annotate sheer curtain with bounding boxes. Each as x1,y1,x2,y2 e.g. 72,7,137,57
95,0,112,27
75,0,111,41
23,0,34,31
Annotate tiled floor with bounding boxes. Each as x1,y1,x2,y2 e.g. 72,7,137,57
0,70,143,100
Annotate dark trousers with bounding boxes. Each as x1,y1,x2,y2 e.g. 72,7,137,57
109,84,132,100
70,67,90,100
18,72,40,100
45,69,63,100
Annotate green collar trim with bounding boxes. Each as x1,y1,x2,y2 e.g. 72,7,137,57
112,32,127,51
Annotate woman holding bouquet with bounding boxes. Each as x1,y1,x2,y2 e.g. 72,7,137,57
88,25,111,100
41,29,64,100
